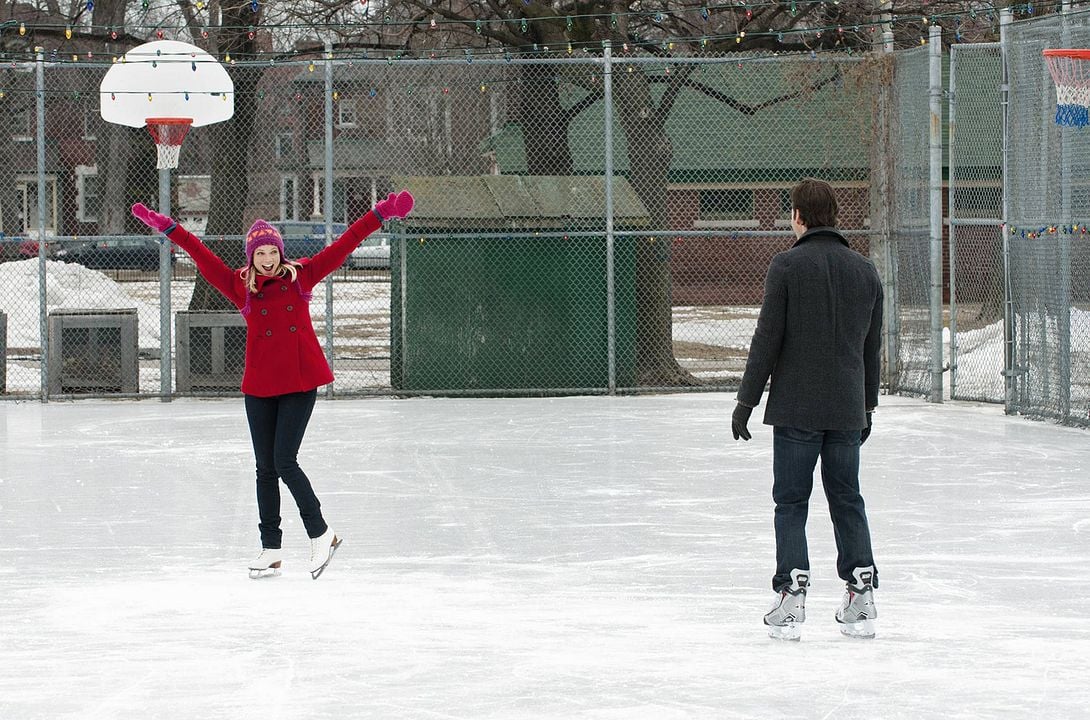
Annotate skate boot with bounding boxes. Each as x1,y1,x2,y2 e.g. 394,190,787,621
248,548,283,579
836,566,877,639
309,527,342,580
764,568,809,641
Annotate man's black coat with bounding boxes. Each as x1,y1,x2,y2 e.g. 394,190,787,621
737,226,883,431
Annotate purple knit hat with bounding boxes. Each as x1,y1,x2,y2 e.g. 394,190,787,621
241,219,311,316
245,219,285,266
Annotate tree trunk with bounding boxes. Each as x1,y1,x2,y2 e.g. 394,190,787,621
189,3,260,312
612,70,698,386
517,62,574,174
98,122,135,234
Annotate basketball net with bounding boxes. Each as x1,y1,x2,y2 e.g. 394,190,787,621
1044,50,1090,127
145,117,193,169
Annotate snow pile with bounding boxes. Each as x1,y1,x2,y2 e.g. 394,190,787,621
0,259,161,348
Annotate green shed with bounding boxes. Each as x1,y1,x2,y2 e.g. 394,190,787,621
389,175,649,394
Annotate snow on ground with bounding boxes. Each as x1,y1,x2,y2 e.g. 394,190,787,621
0,259,163,348
1,393,1088,719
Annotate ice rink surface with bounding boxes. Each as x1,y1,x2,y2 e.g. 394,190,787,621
1,393,1088,719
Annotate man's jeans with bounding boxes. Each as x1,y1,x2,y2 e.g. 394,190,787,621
771,426,877,592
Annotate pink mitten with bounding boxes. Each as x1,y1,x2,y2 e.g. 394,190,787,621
131,203,175,232
374,190,415,221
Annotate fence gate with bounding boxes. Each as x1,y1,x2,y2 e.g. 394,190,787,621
888,45,933,397
948,43,1005,403
1004,14,1090,427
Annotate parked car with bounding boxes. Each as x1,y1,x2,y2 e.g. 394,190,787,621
0,236,54,263
57,237,175,271
349,235,391,269
272,220,348,260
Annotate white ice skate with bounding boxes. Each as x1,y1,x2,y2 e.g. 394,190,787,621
309,527,342,580
764,568,809,641
248,548,283,579
836,566,877,639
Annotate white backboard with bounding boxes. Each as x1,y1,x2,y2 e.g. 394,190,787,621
99,40,234,128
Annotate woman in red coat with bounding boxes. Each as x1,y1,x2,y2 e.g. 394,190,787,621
132,191,414,579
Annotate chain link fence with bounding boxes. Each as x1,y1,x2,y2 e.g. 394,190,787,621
949,43,1005,403
0,50,877,399
888,45,933,398
1005,12,1090,426
1,22,1087,419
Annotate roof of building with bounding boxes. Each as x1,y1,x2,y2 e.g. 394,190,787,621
482,54,1002,179
390,174,649,227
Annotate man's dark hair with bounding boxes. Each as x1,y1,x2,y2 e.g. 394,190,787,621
790,178,838,229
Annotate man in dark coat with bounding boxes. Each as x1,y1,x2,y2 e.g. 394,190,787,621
732,178,882,641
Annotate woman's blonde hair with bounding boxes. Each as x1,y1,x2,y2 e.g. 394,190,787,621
239,258,302,295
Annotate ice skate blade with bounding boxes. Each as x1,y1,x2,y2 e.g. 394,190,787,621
248,567,282,580
766,623,802,642
837,619,876,639
310,536,343,580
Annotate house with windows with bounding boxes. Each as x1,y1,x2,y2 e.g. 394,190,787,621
0,63,104,243
480,58,876,304
245,60,500,228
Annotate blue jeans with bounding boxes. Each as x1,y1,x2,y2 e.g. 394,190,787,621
244,389,327,548
771,426,877,592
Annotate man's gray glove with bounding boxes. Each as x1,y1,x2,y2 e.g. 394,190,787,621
732,403,753,441
860,412,873,445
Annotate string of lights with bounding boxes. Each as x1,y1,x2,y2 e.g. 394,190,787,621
2,0,1048,39
1008,223,1090,238
36,0,1037,31
0,1,1077,66
0,51,859,103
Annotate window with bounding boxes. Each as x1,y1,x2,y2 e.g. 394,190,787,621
780,189,793,216
311,175,349,223
12,106,33,142
337,101,358,128
775,189,794,227
75,166,101,223
385,94,431,144
16,176,57,236
700,189,753,220
82,103,97,141
694,188,757,228
274,132,293,160
280,175,299,221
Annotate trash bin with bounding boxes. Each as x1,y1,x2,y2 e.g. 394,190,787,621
175,311,247,393
47,308,139,395
389,175,646,393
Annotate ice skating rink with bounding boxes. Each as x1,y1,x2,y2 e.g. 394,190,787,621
1,393,1087,719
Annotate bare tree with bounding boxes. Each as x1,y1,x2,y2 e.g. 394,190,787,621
180,0,263,311
292,0,1002,384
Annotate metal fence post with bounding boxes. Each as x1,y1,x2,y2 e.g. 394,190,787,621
158,139,173,402
1000,9,1014,412
948,47,959,401
1058,0,1073,419
929,25,944,403
36,48,48,402
602,44,616,395
875,17,898,393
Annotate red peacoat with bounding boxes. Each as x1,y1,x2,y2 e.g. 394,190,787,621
167,212,382,397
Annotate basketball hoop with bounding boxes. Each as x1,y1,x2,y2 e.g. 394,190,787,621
145,117,193,169
1044,49,1090,127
